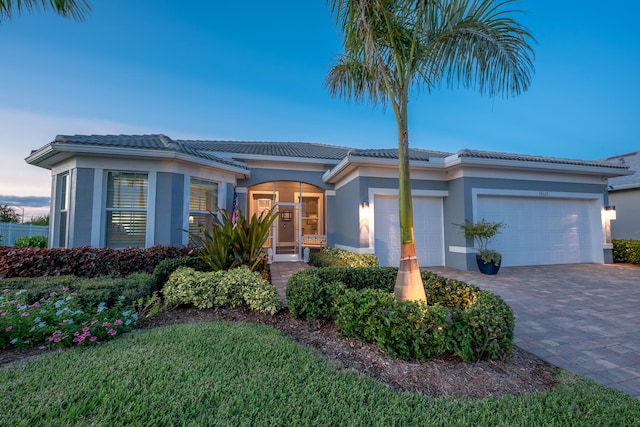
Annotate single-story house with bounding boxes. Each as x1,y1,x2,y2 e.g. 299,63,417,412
601,150,640,239
26,134,631,270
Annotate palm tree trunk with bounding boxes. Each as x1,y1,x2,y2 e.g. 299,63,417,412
393,99,427,302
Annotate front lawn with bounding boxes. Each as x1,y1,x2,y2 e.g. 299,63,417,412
2,322,639,426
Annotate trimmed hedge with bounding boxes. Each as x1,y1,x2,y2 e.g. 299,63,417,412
0,245,196,278
613,239,640,264
286,267,514,361
153,256,211,289
309,248,379,268
163,267,281,315
0,273,156,308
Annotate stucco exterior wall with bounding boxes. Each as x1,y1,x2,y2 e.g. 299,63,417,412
610,188,640,239
155,172,185,246
69,168,94,247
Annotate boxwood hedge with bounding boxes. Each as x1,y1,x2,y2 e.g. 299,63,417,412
286,267,514,361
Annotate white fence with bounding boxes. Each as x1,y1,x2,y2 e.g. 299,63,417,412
0,223,49,246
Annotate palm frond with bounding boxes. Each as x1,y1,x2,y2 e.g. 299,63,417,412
0,0,91,22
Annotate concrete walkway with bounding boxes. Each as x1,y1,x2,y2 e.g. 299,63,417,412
269,262,310,305
270,261,640,399
426,263,640,399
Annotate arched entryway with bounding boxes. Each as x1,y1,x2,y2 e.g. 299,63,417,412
248,181,325,261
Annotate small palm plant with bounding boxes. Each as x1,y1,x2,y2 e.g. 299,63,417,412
454,219,506,264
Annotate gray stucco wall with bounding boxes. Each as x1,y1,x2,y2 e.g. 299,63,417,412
154,172,185,246
610,188,640,239
333,179,361,249
69,168,95,247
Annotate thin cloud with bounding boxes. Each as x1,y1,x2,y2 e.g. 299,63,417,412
0,195,50,207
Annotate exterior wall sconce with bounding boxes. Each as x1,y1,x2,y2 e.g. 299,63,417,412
188,215,194,224
605,206,616,220
361,201,369,208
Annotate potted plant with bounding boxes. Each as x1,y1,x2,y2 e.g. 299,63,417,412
454,219,506,275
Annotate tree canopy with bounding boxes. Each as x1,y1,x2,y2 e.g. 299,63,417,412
0,205,21,223
326,0,535,301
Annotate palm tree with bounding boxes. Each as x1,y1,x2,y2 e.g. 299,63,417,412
326,0,534,302
0,0,91,22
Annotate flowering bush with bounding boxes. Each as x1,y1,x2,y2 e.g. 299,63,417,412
0,287,137,350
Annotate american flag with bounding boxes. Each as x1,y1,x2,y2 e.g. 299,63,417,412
230,189,238,225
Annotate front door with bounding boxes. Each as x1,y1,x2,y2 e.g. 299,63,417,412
273,202,301,261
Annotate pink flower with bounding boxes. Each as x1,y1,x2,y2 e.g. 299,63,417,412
82,327,90,332
89,336,97,342
28,302,41,308
5,326,12,332
91,319,98,325
107,329,117,336
114,319,122,326
1,311,6,316
102,322,111,327
49,292,57,297
21,312,29,317
2,289,9,293
62,287,69,291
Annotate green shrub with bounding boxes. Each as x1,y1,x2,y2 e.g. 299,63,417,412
153,256,210,289
286,267,514,360
1,273,156,308
13,235,48,248
308,251,348,267
286,267,397,319
163,267,280,314
335,288,448,360
311,247,379,267
447,291,515,361
613,239,640,264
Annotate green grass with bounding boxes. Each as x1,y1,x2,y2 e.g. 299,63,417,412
1,322,639,426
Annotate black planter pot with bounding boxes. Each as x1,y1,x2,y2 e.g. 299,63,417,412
476,254,501,275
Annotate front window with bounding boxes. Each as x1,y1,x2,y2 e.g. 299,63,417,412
188,178,218,236
105,172,148,248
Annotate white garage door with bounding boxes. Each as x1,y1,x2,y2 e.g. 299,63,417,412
477,195,602,267
374,195,444,267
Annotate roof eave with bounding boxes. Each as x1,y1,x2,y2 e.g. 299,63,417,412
26,143,251,178
449,156,632,177
323,155,432,183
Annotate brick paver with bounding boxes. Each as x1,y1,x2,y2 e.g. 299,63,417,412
426,263,640,399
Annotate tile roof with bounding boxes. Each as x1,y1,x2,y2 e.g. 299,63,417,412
50,135,630,175
600,150,640,187
347,148,451,161
458,149,630,170
177,140,351,160
53,134,247,169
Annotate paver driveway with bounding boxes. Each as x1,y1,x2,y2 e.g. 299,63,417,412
426,263,640,399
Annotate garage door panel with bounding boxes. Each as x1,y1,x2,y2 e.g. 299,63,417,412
374,195,444,267
477,196,599,267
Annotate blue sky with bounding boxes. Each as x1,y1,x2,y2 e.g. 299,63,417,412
1,0,639,219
